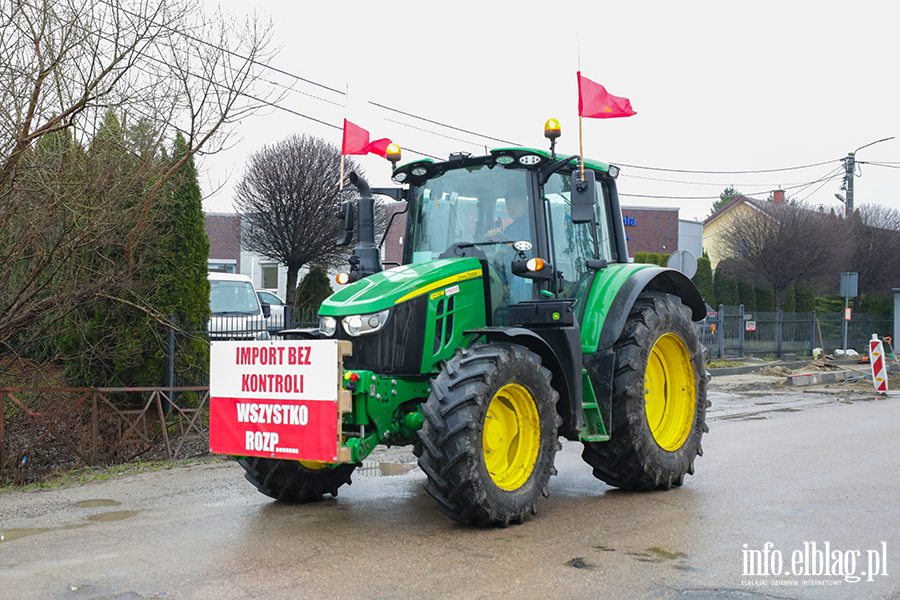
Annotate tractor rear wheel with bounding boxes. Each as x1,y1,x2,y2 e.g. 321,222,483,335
582,292,708,490
238,457,356,503
418,342,561,526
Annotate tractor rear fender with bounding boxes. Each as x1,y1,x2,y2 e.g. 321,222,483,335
465,326,583,440
591,267,706,354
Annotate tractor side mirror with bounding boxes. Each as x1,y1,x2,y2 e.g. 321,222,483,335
337,200,355,246
570,169,596,224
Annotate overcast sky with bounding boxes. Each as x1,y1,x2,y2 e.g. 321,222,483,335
200,0,900,223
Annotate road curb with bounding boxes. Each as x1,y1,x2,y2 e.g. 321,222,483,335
784,369,856,387
708,360,858,377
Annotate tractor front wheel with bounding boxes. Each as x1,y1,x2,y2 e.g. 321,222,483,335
418,342,561,526
582,292,708,490
238,457,357,503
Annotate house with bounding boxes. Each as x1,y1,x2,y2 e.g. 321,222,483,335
703,190,786,268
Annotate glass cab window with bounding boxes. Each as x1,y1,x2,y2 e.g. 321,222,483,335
408,165,533,322
543,171,614,302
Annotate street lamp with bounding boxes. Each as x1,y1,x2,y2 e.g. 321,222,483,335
842,137,895,217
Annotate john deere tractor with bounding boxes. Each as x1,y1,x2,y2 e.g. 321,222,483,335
229,122,708,526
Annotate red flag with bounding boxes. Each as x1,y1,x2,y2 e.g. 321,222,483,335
342,119,392,157
577,72,636,119
363,138,392,158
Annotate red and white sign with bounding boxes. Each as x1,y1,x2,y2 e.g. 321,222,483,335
745,321,757,332
869,335,888,393
209,340,343,462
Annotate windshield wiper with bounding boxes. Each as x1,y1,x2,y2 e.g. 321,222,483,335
440,240,515,260
454,240,514,249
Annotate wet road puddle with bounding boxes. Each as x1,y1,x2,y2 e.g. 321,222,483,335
1,501,137,543
357,461,418,477
628,547,689,566
0,524,87,543
86,510,140,522
73,499,121,508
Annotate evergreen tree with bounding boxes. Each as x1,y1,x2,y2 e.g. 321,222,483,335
738,280,757,311
633,252,650,264
646,253,661,266
713,268,739,306
692,257,714,306
62,126,210,395
782,283,797,312
295,266,334,321
658,253,670,267
796,281,816,313
756,286,775,312
150,133,210,386
708,186,743,217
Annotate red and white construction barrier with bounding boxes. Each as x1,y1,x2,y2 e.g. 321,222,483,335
869,334,889,393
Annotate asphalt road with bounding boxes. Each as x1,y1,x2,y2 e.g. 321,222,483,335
1,386,899,600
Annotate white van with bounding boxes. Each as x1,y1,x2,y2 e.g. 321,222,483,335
208,272,271,340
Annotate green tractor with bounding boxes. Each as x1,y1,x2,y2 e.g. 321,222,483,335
235,125,709,526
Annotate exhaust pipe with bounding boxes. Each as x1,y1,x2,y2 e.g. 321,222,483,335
347,172,381,281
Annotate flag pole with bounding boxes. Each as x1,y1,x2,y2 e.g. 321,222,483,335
340,84,349,189
576,38,585,181
578,115,584,180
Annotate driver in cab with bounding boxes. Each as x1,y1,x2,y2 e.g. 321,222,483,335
486,190,530,243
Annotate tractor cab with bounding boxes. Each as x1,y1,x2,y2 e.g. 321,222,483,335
395,147,625,325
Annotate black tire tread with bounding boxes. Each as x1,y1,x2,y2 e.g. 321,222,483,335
238,456,357,503
418,342,561,526
582,292,708,491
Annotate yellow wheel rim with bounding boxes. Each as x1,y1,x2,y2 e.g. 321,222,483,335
482,383,541,491
299,461,331,470
644,333,696,451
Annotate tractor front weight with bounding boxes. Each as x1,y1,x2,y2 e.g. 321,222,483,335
341,369,430,463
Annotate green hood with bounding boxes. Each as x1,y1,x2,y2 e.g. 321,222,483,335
319,257,484,316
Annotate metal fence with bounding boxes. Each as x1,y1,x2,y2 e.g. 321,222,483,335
1,386,209,483
700,305,894,359
166,307,320,389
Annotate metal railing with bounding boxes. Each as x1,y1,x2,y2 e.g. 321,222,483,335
1,386,209,483
701,305,893,359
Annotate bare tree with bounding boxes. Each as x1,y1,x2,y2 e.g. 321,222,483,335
235,134,366,309
0,0,273,356
845,204,900,304
718,200,844,310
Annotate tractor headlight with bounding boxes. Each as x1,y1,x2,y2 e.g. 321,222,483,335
319,316,337,337
342,309,390,337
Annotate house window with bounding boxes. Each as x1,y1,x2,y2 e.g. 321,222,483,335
261,263,279,290
208,260,236,273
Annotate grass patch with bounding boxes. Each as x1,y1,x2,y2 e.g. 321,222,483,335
0,455,227,493
706,360,744,368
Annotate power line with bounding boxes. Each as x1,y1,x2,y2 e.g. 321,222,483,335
94,2,892,185
620,173,819,188
620,166,847,201
859,162,900,170
93,31,442,161
368,102,520,145
614,159,840,175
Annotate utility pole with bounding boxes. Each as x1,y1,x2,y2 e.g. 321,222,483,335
839,137,894,218
842,152,855,218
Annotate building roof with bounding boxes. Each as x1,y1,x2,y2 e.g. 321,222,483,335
703,195,771,226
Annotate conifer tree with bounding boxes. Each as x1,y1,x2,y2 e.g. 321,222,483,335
692,257,714,306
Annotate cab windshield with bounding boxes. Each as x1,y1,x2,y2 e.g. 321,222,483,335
408,164,533,321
